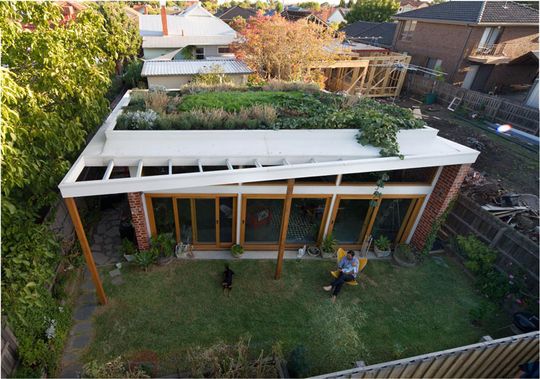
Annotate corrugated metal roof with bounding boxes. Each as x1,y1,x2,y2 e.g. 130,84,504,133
142,35,236,48
139,4,237,37
141,59,253,76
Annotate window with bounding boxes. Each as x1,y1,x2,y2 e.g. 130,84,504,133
286,198,328,244
400,20,416,41
425,58,443,78
218,46,231,54
244,198,284,244
195,47,204,60
341,167,437,184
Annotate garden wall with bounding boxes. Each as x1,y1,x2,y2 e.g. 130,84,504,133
404,75,539,135
439,195,539,294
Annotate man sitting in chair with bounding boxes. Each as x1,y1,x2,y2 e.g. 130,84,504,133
323,250,359,303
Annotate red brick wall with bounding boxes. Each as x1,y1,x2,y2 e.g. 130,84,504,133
128,192,150,250
410,164,470,251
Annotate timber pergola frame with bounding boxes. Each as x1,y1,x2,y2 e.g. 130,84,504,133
59,90,479,304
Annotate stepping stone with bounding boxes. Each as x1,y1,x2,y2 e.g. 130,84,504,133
111,276,124,286
74,304,96,321
109,268,121,277
70,334,91,349
78,293,96,305
70,321,93,336
93,252,109,265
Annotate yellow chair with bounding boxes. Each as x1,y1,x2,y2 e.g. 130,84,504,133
330,247,369,286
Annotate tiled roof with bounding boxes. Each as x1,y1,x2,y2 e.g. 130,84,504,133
341,21,397,47
217,6,257,21
141,59,253,76
395,1,538,24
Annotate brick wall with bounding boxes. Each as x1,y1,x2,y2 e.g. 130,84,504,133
127,192,150,250
410,164,470,251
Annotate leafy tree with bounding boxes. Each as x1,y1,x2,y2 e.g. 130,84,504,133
275,1,284,12
339,0,347,7
230,15,248,31
255,0,268,9
202,0,218,13
298,1,321,11
233,14,346,83
347,0,355,8
0,1,140,375
346,0,399,22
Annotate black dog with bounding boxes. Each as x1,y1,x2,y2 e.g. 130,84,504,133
222,264,235,296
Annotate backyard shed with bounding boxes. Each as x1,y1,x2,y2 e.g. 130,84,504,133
58,89,478,304
142,59,253,89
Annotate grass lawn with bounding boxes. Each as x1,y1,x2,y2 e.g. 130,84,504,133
86,256,510,376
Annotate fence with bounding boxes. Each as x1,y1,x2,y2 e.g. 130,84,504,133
405,75,539,135
439,195,539,294
311,331,539,379
2,320,19,378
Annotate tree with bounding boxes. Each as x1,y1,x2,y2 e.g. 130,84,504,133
339,0,347,8
230,15,248,31
347,0,355,8
346,0,399,23
298,1,320,11
255,0,268,10
275,1,284,12
202,0,218,13
233,14,346,83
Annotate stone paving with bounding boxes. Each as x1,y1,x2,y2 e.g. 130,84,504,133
90,207,124,267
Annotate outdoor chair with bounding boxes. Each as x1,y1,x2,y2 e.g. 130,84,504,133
330,237,371,286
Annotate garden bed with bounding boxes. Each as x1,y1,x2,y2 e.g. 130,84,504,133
84,257,510,377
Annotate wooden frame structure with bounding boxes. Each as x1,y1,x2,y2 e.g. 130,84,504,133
322,53,412,97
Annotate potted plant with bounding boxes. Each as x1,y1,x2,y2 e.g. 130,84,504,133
392,243,417,268
121,238,137,262
153,233,176,265
374,235,391,258
320,234,337,259
231,244,244,258
134,248,158,272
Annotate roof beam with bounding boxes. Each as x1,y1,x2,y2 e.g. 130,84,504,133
197,159,203,172
136,160,144,178
226,159,234,170
254,159,262,168
102,160,114,181
168,159,173,175
310,158,317,163
282,159,290,166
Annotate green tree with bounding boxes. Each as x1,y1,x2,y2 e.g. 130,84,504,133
339,0,347,8
346,0,399,22
298,1,320,11
275,1,284,12
347,0,356,8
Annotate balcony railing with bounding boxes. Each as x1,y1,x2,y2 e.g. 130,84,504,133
472,42,507,56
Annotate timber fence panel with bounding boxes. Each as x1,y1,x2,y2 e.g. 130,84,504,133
1,320,19,378
312,332,539,379
405,75,539,135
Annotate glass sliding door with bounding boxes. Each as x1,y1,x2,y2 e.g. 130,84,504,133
243,198,284,246
194,198,216,244
371,198,417,245
219,197,234,245
330,198,371,245
286,197,328,245
177,198,193,244
152,197,175,236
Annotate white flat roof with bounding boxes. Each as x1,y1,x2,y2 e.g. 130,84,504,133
58,90,479,198
142,35,236,49
141,59,253,76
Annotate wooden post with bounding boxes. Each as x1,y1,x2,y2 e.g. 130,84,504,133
65,197,108,305
275,179,294,280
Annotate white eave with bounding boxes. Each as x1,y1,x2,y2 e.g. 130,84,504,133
58,90,479,198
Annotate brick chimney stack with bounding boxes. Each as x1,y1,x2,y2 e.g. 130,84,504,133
160,5,168,36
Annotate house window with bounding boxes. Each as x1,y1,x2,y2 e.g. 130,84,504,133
400,20,416,41
425,57,443,78
218,46,231,54
195,47,204,60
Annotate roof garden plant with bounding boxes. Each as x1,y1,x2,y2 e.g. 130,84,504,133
116,86,425,157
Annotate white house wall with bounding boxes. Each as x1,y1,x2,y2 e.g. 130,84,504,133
143,45,228,59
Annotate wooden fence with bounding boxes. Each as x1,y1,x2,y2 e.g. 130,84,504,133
312,331,539,379
440,195,539,294
405,75,539,135
2,320,19,378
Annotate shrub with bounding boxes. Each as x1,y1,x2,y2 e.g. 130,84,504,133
262,80,320,93
192,64,232,86
144,90,169,115
374,235,391,251
456,235,497,275
122,238,137,256
123,59,144,89
134,249,157,271
83,356,149,378
116,110,158,130
151,233,176,257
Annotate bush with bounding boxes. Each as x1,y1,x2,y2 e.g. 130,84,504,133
374,235,391,251
83,356,149,378
116,110,158,130
123,59,144,89
134,249,158,271
457,235,497,275
262,80,320,93
151,233,176,257
144,90,169,115
192,64,232,86
122,238,137,256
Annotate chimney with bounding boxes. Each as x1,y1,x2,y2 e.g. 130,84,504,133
160,5,168,36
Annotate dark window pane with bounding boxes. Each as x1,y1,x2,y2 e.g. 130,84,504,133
296,176,337,184
177,199,193,244
143,166,169,176
153,198,174,236
195,199,216,243
371,198,413,244
219,197,234,244
332,199,371,244
286,198,327,244
245,199,283,244
341,167,437,184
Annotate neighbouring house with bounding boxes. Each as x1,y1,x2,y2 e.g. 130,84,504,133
58,88,478,304
392,1,539,94
314,7,349,25
397,0,429,14
139,4,237,60
341,21,397,48
56,1,86,22
280,6,348,27
141,59,253,89
215,6,258,23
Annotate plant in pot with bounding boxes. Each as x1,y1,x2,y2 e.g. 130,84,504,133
122,238,138,262
134,247,158,272
392,243,417,268
374,235,391,258
320,234,337,259
152,233,176,265
231,244,244,258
